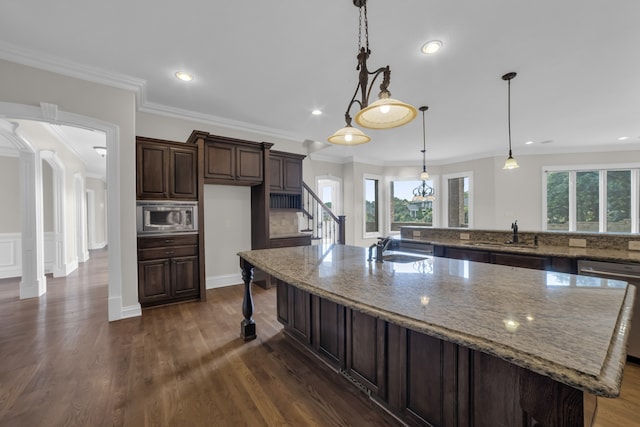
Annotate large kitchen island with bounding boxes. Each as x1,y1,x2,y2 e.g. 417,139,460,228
238,244,636,427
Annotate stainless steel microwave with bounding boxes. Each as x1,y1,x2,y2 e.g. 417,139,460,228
136,201,198,234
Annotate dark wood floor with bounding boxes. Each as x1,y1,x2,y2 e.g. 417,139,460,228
0,248,638,426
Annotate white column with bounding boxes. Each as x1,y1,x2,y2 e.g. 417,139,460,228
19,150,46,298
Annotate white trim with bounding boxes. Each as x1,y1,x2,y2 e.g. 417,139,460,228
0,102,126,321
442,171,474,229
207,273,242,289
119,302,142,320
363,173,383,239
0,233,21,279
40,150,69,277
91,241,107,249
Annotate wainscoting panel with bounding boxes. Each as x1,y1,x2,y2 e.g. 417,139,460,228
0,233,21,279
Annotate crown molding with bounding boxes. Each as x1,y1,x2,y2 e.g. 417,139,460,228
0,42,306,146
0,41,146,101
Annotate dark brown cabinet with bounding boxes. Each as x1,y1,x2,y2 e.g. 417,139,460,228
444,247,491,263
491,252,550,270
137,234,200,307
136,137,197,200
269,151,304,194
203,138,263,185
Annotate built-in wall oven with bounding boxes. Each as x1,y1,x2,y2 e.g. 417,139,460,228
578,259,640,361
136,201,198,235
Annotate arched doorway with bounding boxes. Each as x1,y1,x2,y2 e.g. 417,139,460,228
0,101,125,321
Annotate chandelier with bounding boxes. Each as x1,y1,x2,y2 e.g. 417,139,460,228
412,106,435,202
502,72,519,169
328,0,417,145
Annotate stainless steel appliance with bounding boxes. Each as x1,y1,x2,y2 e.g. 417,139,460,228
578,259,640,360
136,201,198,234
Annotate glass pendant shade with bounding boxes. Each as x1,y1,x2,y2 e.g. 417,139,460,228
420,170,430,180
355,95,417,129
503,154,519,170
327,125,371,145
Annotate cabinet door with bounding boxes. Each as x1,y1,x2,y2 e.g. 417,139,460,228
445,247,490,263
169,147,197,199
138,259,171,304
491,253,549,270
283,157,302,192
269,156,284,191
172,255,199,297
346,309,386,397
204,142,235,179
236,146,263,182
137,143,168,199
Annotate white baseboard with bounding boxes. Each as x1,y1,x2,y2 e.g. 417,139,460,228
206,272,243,289
90,241,107,250
108,296,141,321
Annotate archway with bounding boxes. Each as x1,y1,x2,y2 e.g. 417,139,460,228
0,101,125,321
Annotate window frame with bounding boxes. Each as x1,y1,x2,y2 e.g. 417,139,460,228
542,163,640,233
385,175,439,235
363,174,383,238
442,171,473,229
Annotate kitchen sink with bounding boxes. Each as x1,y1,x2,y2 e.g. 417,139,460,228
382,254,428,263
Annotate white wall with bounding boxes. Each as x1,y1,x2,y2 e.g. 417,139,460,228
86,177,107,247
0,156,20,233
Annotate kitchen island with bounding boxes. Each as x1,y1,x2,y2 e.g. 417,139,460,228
237,244,636,426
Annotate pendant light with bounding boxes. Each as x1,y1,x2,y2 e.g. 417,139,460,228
412,106,435,202
328,0,416,145
502,72,519,170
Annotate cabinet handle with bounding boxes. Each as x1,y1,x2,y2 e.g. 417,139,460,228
164,239,174,243
165,251,175,255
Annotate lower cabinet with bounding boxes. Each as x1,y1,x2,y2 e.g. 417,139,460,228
138,234,200,307
275,280,586,427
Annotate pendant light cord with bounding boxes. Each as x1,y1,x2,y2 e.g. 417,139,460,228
507,78,512,155
422,108,427,171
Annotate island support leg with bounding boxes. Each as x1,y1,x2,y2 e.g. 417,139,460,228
240,258,256,341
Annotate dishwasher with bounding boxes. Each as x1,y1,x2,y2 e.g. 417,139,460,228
577,260,640,361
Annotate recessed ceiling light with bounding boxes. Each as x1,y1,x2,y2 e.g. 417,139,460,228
421,40,443,55
525,140,534,145
175,71,194,82
311,109,322,116
618,136,630,141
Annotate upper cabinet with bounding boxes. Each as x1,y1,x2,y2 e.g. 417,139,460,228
136,137,197,200
200,135,265,185
270,151,305,194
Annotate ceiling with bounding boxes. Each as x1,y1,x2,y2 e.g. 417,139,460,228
1,0,639,168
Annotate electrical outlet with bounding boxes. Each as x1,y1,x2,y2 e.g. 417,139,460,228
569,238,587,248
460,233,470,240
629,241,640,251
412,231,421,238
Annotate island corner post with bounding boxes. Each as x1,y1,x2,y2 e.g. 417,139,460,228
239,257,256,341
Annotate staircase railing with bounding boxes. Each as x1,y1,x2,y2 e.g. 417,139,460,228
301,182,345,245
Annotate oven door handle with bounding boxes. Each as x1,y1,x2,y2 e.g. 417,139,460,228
579,268,640,280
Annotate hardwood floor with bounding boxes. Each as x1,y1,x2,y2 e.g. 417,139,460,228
0,248,638,426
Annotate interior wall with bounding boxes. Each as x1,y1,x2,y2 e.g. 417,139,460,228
203,185,251,286
0,58,137,311
86,177,107,246
0,156,20,233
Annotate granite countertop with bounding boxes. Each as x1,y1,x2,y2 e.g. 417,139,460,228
401,237,640,263
238,244,636,397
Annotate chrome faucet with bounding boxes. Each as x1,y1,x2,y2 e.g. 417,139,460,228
510,220,519,244
368,236,393,262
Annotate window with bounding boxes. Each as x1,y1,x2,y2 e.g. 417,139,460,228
443,172,472,228
389,179,434,231
364,177,380,235
544,166,639,233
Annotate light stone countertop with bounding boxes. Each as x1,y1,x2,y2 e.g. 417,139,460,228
238,244,636,397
